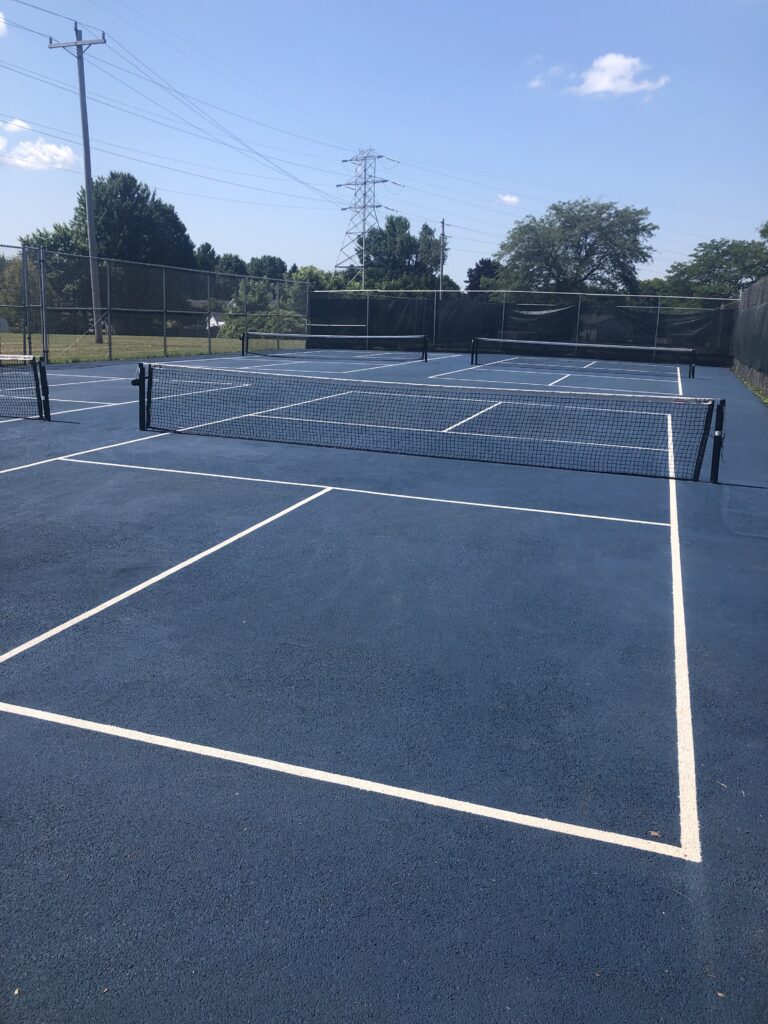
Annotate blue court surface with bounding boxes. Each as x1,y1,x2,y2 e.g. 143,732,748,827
1,351,766,1023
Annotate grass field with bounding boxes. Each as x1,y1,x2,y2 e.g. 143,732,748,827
0,332,242,363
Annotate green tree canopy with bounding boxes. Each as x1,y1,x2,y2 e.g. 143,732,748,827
758,221,768,242
466,258,501,291
22,172,196,267
247,255,288,280
358,215,449,288
664,239,768,297
494,199,657,293
215,253,247,276
195,242,218,270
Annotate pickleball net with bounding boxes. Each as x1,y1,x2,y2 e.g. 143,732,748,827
135,362,724,481
471,338,696,377
242,332,428,361
0,355,51,420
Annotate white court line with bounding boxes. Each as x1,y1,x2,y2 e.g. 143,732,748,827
0,701,694,860
41,376,133,387
63,458,670,527
0,488,331,667
666,416,701,862
548,375,571,386
442,402,502,432
47,371,133,380
443,376,679,396
676,366,683,396
237,409,667,453
0,398,135,426
0,431,168,476
583,360,597,369
154,362,692,402
48,397,118,405
432,367,680,386
174,391,354,434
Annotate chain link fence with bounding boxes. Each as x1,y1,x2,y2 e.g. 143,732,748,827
310,289,738,364
0,245,309,363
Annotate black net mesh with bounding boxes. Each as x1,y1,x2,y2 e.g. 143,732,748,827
142,362,715,481
472,338,695,376
0,355,47,419
244,332,427,360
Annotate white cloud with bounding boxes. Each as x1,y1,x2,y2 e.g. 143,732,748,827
0,137,6,153
498,194,519,206
0,137,77,170
528,66,565,89
570,53,669,96
0,12,7,37
3,118,31,133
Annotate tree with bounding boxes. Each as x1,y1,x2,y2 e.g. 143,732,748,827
195,242,218,270
759,221,768,242
664,239,768,298
466,258,501,291
23,172,196,267
288,265,347,291
247,255,287,280
494,199,657,293
216,253,247,276
358,215,449,288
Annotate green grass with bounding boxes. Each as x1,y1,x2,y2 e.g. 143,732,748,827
0,332,242,363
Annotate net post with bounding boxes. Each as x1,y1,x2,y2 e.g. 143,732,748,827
241,332,247,357
710,399,725,483
133,362,147,430
690,350,695,378
37,358,51,420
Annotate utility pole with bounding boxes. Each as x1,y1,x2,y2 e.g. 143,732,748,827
335,150,388,290
49,23,106,343
439,219,446,297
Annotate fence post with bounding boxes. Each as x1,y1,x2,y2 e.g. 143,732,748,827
275,281,282,334
106,260,113,360
243,278,249,352
500,291,507,338
21,245,30,356
206,272,212,354
162,267,168,357
574,293,582,345
432,291,438,350
365,291,370,335
653,295,662,352
38,246,49,363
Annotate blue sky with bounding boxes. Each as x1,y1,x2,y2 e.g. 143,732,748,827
1,0,766,286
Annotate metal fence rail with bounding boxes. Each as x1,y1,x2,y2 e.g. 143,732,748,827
0,244,310,364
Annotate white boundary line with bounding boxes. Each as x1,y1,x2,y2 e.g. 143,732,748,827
548,375,571,387
676,366,683,396
0,487,331,666
666,416,702,862
61,458,670,526
0,701,695,860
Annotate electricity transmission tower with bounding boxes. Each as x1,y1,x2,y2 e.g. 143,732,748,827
49,24,106,343
335,150,389,289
